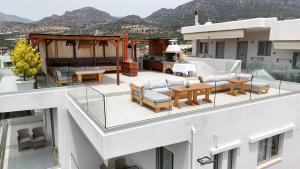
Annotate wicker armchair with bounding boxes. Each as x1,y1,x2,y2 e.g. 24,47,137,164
17,128,31,152
32,127,47,149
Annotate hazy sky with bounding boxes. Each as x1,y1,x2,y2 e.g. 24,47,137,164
0,0,192,21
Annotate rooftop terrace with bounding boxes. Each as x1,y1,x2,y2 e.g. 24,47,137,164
68,71,297,129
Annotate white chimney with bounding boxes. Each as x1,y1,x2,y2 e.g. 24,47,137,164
165,40,181,54
194,11,199,26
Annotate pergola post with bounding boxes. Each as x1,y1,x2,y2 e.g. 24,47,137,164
116,40,120,85
92,41,96,66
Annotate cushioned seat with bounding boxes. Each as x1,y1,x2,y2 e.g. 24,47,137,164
143,90,171,103
152,87,170,94
245,81,269,87
167,79,186,87
58,76,72,81
149,81,168,89
206,81,230,86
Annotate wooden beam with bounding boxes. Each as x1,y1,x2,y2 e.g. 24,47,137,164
116,40,120,85
45,40,53,47
31,39,43,48
29,34,120,41
93,41,96,66
111,40,118,48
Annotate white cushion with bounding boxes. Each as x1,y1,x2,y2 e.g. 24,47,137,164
227,73,237,80
237,73,252,80
187,79,201,85
167,79,186,87
215,75,228,81
149,80,168,89
202,75,216,83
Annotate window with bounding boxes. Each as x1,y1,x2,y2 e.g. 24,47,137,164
292,52,300,69
258,41,272,56
257,135,281,164
156,147,173,169
213,154,221,169
199,42,209,54
227,149,236,169
213,149,236,169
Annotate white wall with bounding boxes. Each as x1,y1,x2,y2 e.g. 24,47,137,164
60,111,103,169
124,149,156,169
165,142,190,169
1,86,300,169
191,30,298,70
99,93,300,169
270,19,300,41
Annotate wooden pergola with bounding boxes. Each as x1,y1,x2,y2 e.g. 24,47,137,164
28,33,171,85
29,33,123,85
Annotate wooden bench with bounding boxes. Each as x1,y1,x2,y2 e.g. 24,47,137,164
75,70,105,83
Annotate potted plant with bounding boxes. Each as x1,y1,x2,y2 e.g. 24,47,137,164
10,40,42,90
52,147,59,165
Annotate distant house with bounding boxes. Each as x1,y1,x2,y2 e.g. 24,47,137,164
181,17,300,72
0,45,9,55
0,52,12,68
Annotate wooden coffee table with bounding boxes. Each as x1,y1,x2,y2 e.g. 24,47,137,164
227,79,250,96
171,84,214,109
75,70,105,83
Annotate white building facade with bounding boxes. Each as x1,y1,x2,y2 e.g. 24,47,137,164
0,84,300,169
181,18,300,73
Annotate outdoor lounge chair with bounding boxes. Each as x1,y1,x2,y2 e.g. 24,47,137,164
17,128,31,152
32,127,47,149
142,89,173,112
129,82,173,112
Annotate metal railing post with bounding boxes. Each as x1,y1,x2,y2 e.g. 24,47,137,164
250,75,253,100
279,72,283,95
213,81,217,107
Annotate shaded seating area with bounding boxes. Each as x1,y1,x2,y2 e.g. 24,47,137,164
29,34,123,85
48,66,109,84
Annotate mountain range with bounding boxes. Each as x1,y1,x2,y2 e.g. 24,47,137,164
1,0,300,39
0,12,32,23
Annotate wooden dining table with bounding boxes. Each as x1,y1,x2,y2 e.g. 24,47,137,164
171,84,214,109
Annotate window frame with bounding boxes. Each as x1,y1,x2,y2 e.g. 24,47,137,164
257,41,272,56
227,149,236,169
213,154,221,169
199,42,209,54
257,135,282,165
